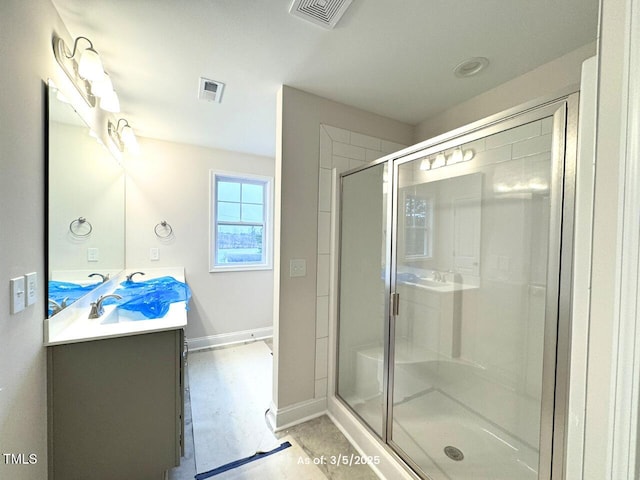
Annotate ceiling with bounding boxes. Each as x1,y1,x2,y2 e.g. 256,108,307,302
52,0,599,158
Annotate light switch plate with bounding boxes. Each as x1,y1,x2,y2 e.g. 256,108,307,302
290,259,307,277
87,248,99,262
25,272,37,306
150,248,160,261
10,276,25,314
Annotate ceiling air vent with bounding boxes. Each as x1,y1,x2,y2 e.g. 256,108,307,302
289,0,353,29
198,77,225,103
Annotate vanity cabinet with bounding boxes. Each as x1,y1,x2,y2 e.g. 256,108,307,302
47,328,184,480
396,283,465,359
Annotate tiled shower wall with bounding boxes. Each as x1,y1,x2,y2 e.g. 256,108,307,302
314,124,406,399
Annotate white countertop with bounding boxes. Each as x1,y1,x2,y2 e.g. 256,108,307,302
399,280,478,293
44,267,188,346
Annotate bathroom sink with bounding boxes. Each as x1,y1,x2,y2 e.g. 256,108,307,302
98,275,191,322
418,278,450,288
100,307,159,324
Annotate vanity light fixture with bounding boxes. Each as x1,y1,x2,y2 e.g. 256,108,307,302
423,147,475,171
53,35,120,112
108,119,139,155
69,36,104,82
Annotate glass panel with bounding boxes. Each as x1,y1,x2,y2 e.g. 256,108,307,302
218,201,241,222
391,118,553,480
242,182,264,204
217,180,241,202
242,204,263,223
337,162,388,438
216,225,264,264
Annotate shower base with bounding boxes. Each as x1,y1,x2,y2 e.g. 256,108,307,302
345,338,541,480
392,390,538,479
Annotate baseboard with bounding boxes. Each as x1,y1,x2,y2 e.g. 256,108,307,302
187,326,273,351
327,396,418,480
266,397,327,432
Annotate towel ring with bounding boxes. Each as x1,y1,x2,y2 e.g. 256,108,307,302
69,217,92,237
154,220,173,239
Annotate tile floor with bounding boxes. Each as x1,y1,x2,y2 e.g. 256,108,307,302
275,415,379,480
169,340,378,480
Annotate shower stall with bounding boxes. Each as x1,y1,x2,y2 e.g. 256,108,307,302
336,93,577,479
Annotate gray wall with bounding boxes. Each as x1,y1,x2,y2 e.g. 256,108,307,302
274,86,414,409
0,1,75,478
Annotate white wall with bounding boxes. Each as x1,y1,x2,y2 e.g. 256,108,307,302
0,1,82,478
273,86,414,424
49,122,125,274
316,125,405,405
583,0,629,476
125,137,274,343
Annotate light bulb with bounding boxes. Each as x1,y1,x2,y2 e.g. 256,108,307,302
78,47,105,82
463,149,475,161
451,148,463,164
432,153,446,169
91,73,113,98
100,90,120,113
121,125,140,155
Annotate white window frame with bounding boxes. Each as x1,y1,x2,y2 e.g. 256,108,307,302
209,170,273,273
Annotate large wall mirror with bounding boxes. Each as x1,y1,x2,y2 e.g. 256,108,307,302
46,82,125,317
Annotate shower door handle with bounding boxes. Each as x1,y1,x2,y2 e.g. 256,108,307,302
391,292,400,316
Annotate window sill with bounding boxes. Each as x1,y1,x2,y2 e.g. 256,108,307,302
209,264,273,273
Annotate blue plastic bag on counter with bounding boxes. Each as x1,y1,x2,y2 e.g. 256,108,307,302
103,276,191,319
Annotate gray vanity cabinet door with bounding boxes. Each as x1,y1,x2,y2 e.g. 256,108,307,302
48,329,183,480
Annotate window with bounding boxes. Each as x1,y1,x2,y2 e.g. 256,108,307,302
404,192,433,259
210,171,272,272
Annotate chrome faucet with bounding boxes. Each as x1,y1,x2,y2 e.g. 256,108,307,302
88,272,109,283
126,271,146,282
88,294,122,319
48,298,68,315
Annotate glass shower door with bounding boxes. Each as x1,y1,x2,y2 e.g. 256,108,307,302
389,114,564,479
336,161,390,437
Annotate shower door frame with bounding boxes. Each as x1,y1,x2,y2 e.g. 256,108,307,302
335,91,578,480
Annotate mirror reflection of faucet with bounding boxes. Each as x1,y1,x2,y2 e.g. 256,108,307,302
431,271,448,283
126,271,146,282
48,297,68,315
88,294,122,319
88,272,109,283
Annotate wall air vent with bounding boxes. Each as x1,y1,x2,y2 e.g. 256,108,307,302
289,0,353,29
198,77,225,103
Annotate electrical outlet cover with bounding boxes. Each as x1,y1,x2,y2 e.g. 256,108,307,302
289,259,307,277
87,247,99,262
